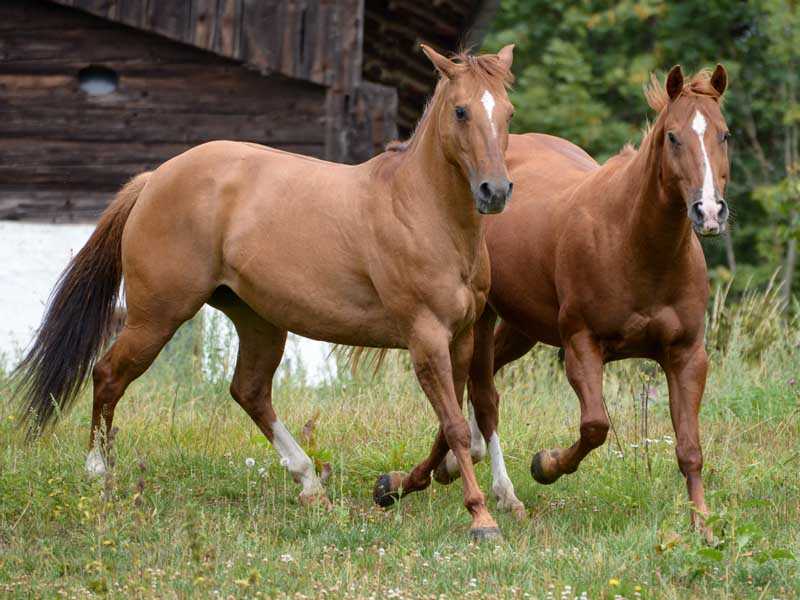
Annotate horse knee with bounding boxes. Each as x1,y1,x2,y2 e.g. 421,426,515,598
676,446,703,477
580,418,609,448
443,418,471,452
92,360,118,405
230,380,261,410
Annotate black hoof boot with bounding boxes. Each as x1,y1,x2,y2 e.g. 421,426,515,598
470,527,503,542
530,450,562,485
373,473,401,508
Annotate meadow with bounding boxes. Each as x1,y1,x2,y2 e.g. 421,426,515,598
1,285,798,599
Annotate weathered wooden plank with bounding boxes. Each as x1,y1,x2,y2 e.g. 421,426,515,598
344,81,398,162
190,0,215,49
239,0,282,74
0,190,114,222
143,0,191,42
0,108,326,145
213,0,240,59
113,0,144,27
0,29,206,65
45,0,365,91
0,139,325,189
0,70,326,117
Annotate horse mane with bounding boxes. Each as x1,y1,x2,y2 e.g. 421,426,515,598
386,50,514,153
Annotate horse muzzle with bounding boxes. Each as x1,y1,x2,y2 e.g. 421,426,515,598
474,178,513,214
689,196,729,237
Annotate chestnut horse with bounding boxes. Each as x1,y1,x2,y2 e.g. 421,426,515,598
424,66,730,537
15,45,516,539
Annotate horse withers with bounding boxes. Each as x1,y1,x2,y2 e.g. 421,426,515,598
431,65,730,539
14,45,516,540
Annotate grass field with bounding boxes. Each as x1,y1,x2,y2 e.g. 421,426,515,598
1,287,798,599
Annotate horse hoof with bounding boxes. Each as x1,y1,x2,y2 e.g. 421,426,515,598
373,472,403,508
433,461,458,485
85,447,108,478
470,527,503,542
299,492,332,509
530,450,562,485
510,502,528,522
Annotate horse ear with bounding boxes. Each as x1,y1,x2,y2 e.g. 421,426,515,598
711,64,728,98
496,44,515,72
666,65,684,101
421,44,457,80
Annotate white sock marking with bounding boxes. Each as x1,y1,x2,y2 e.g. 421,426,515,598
481,90,496,138
488,432,522,510
271,419,324,497
691,111,719,224
85,447,107,477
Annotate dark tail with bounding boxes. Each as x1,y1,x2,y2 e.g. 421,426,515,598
13,172,151,437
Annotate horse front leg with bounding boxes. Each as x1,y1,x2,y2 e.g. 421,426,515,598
373,320,500,540
530,330,609,484
433,306,527,518
661,343,712,541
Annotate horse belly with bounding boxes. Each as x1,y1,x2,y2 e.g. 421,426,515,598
229,259,404,348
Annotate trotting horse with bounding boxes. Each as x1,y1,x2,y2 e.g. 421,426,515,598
417,66,730,538
15,45,516,539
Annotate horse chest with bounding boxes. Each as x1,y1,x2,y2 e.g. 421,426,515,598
600,307,684,359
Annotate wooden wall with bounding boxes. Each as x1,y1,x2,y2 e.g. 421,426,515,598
0,0,328,222
363,0,489,135
49,0,364,93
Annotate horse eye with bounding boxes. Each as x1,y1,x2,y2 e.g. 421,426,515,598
667,131,680,146
721,131,731,143
454,106,468,121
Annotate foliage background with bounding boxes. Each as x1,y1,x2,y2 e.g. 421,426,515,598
483,0,800,298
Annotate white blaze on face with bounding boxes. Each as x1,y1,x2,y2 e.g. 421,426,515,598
271,419,325,498
691,110,720,226
481,89,497,138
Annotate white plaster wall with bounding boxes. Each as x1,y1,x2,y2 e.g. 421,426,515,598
0,222,335,383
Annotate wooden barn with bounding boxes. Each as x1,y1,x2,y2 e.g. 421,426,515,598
0,0,499,222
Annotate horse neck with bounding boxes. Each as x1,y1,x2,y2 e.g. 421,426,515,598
619,125,695,270
393,101,484,254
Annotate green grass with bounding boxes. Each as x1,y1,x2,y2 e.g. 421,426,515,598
1,293,799,599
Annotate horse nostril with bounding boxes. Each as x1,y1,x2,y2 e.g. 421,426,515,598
691,201,704,222
507,181,514,197
479,181,492,199
718,199,729,221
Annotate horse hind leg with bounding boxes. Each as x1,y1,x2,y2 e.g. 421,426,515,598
222,299,327,505
87,311,189,475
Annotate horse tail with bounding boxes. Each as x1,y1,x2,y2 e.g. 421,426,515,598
14,172,151,437
335,345,391,376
